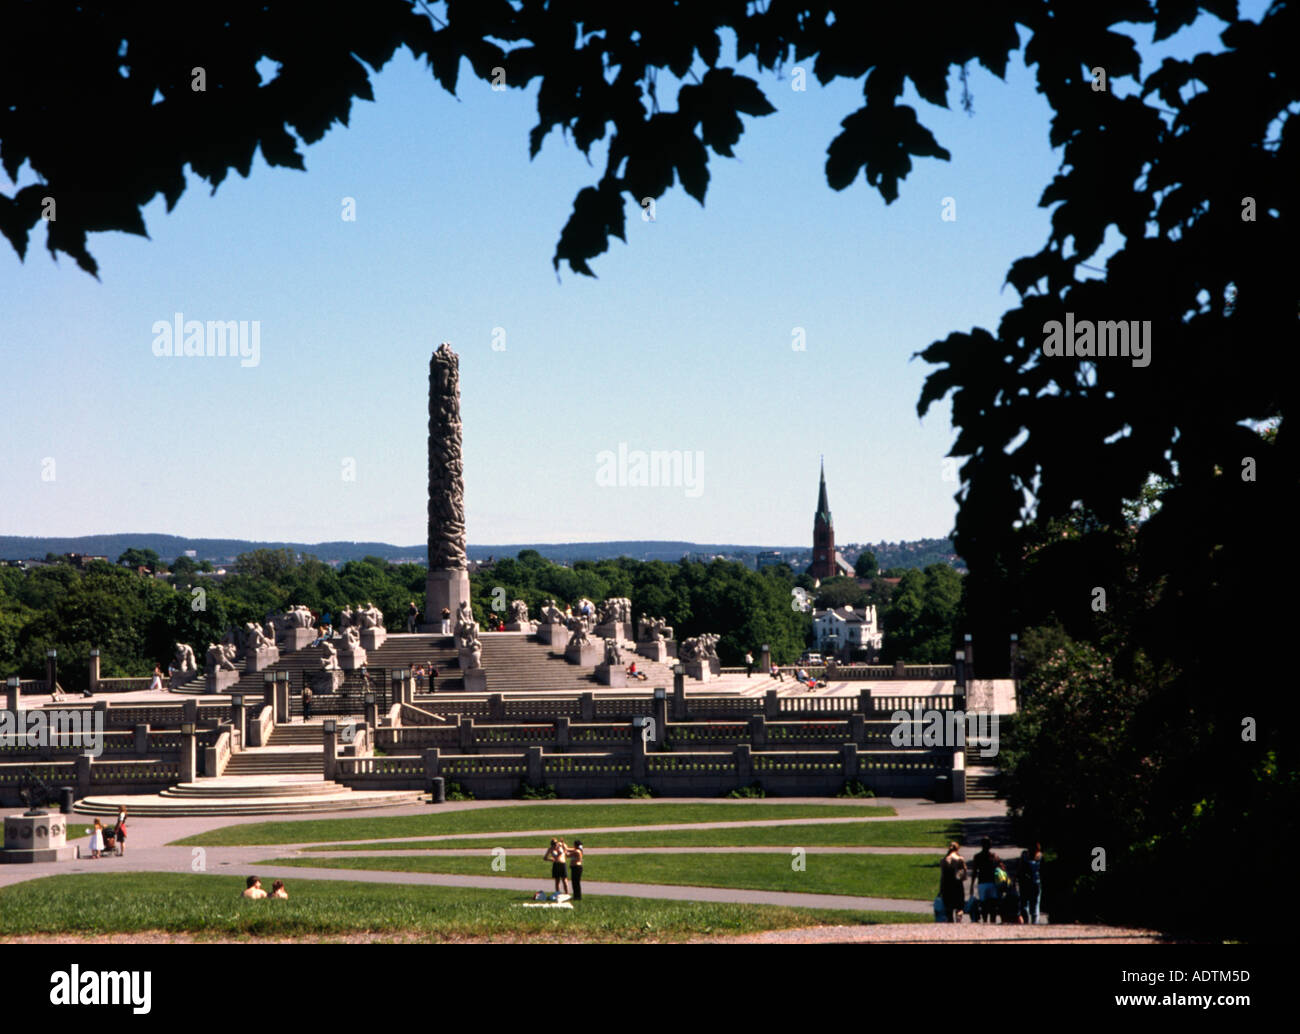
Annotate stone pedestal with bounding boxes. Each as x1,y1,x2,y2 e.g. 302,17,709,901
458,648,483,671
205,667,240,692
708,656,721,676
426,569,472,634
282,628,315,652
594,621,634,643
308,669,346,694
462,669,488,693
565,639,603,667
244,645,280,674
683,660,713,682
537,622,569,648
1,813,76,864
637,640,670,662
337,647,367,671
595,663,627,687
664,639,678,659
504,621,533,633
360,628,387,651
171,667,201,688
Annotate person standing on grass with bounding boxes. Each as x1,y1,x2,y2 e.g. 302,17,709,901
940,842,966,923
969,837,999,923
1019,844,1043,925
545,838,569,896
569,839,584,901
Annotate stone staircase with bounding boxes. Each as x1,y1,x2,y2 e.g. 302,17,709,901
966,761,1002,801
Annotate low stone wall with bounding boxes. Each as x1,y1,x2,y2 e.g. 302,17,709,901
0,757,183,806
335,745,952,800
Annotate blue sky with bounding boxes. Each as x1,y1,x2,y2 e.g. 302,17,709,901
0,10,1251,550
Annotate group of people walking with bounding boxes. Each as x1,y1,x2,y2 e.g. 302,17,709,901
86,807,128,858
543,837,584,900
937,837,1042,924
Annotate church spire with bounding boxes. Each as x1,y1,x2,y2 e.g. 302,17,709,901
816,457,831,525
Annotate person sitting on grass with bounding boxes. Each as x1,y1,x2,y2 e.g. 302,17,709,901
270,880,289,900
242,876,267,899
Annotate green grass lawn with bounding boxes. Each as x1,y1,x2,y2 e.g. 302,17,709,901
0,872,925,941
264,851,940,900
173,802,896,847
299,819,962,852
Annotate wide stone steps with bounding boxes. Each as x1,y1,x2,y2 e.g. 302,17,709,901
223,750,323,775
161,778,351,798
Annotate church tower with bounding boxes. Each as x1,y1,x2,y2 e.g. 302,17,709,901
808,458,836,579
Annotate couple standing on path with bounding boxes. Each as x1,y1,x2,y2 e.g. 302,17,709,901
544,838,584,900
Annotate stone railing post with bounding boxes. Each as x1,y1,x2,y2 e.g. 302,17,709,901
580,692,595,722
671,679,686,721
180,729,197,783
423,747,441,780
842,742,858,778
555,716,570,749
630,723,647,781
75,753,92,794
323,721,338,781
893,659,906,678
758,644,771,674
849,712,865,745
951,748,966,803
275,672,291,724
182,697,198,726
748,714,766,747
230,696,247,751
364,694,379,730
458,716,475,753
857,688,872,714
526,745,543,785
652,688,667,748
88,649,101,695
764,689,780,719
134,723,149,757
489,694,505,722
4,676,18,713
734,743,752,784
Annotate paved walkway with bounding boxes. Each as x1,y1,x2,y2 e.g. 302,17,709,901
0,798,1011,918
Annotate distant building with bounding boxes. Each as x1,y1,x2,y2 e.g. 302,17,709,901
805,460,854,580
755,551,784,570
812,605,883,662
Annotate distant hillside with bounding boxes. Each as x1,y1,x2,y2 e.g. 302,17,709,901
0,534,962,570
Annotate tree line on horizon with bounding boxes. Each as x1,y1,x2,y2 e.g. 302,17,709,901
0,548,966,686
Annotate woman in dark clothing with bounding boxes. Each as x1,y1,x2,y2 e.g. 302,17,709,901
569,840,584,901
940,842,967,922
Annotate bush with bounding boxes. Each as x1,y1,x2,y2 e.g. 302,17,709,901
444,781,475,801
516,780,557,800
837,779,875,798
726,782,766,799
620,783,655,799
